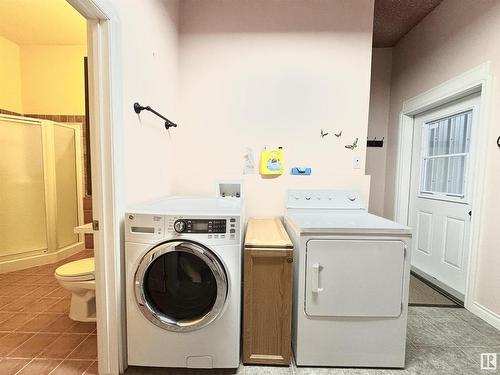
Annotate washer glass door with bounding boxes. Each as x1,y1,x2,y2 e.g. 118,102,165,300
135,240,228,332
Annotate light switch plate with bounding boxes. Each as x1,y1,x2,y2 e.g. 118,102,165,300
352,156,361,169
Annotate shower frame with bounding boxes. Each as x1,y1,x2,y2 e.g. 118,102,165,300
0,114,85,273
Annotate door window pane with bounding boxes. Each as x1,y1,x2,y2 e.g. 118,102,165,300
420,111,472,197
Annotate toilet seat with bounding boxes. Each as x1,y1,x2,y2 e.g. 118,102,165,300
55,257,95,282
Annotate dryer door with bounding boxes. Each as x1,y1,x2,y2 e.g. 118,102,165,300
305,239,406,317
135,240,228,332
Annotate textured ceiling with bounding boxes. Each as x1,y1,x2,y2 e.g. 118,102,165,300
0,0,86,45
373,0,443,47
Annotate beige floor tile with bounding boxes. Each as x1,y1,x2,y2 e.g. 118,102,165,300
45,298,70,314
27,285,60,298
21,297,61,313
16,359,62,375
38,333,87,359
1,296,40,312
0,311,15,324
0,313,35,331
68,335,98,360
51,359,95,375
0,297,13,308
44,314,78,333
83,361,98,375
46,286,72,299
6,333,60,358
0,332,34,356
16,313,61,333
69,321,97,334
0,358,31,375
2,284,39,297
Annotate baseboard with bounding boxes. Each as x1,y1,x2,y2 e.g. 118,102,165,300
469,302,500,331
0,242,85,274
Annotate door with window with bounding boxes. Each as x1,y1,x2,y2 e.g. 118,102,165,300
409,94,479,297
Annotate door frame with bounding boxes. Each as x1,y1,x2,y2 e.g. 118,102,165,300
394,63,495,323
394,61,499,316
67,1,125,374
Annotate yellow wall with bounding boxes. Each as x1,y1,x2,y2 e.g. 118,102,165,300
20,45,87,115
0,36,23,113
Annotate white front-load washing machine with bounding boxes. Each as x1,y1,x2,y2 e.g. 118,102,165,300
125,196,243,369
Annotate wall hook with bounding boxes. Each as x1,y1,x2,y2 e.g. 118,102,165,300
345,138,358,150
134,102,177,130
320,129,329,138
334,130,342,137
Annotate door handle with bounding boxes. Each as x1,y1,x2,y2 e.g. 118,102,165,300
468,211,472,217
311,263,323,293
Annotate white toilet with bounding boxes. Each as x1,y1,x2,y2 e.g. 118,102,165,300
55,257,96,322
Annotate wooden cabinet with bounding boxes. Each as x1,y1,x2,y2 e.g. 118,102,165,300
243,218,293,366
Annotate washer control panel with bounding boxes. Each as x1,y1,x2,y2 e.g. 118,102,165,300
173,219,227,234
125,213,240,244
167,216,239,242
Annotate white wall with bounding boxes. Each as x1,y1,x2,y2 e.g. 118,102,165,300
384,0,500,316
114,0,179,206
175,0,374,217
366,48,392,217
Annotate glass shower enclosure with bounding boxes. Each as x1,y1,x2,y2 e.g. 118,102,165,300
0,114,84,272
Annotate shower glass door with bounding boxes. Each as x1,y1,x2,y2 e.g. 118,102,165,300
0,118,48,257
54,123,80,248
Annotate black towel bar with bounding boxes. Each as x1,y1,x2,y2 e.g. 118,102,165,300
134,102,177,130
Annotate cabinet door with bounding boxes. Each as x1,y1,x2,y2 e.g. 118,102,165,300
305,240,405,318
243,248,293,365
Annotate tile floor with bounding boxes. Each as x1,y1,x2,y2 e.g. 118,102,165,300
126,306,500,375
0,250,97,375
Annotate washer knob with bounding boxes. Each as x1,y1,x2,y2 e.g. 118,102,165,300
347,194,357,202
174,220,187,233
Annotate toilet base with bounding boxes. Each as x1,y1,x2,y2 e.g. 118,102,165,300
69,289,96,322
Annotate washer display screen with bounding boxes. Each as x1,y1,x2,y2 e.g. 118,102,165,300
192,222,209,231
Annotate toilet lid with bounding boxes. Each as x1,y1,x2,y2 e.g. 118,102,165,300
55,257,95,279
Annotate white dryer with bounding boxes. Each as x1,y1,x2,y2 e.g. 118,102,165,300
125,197,243,369
284,190,412,368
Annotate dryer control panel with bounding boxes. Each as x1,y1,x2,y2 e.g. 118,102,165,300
286,190,366,210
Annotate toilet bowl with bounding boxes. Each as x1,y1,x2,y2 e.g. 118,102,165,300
55,257,96,322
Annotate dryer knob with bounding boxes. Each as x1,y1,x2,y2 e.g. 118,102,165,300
174,220,187,233
347,194,357,202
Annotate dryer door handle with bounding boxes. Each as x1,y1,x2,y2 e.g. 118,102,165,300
311,263,323,293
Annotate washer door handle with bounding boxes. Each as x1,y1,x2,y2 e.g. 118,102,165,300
311,263,323,293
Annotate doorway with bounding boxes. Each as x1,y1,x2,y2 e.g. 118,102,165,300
393,63,492,321
0,0,123,373
409,94,480,302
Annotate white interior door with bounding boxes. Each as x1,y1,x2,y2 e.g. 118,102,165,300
409,94,480,297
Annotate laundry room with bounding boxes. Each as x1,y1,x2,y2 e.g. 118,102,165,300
2,0,500,374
